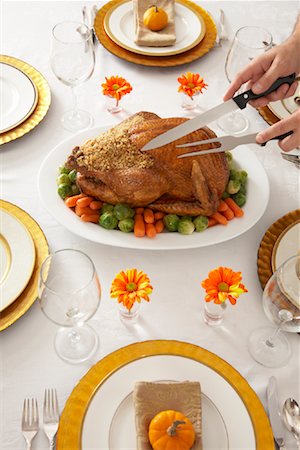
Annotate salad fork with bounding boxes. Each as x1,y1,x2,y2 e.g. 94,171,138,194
21,398,39,450
43,389,60,450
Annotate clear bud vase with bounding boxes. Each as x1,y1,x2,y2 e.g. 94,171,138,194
106,95,122,114
181,92,200,110
118,302,140,324
202,301,227,326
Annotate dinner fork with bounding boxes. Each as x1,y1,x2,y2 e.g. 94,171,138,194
281,152,300,168
22,398,39,450
43,389,60,450
215,9,229,46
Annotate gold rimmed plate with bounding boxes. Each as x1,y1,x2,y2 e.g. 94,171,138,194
0,200,49,331
94,0,217,67
104,0,206,57
0,55,51,146
57,340,274,449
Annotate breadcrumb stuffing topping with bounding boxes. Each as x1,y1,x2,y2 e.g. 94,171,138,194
75,117,153,171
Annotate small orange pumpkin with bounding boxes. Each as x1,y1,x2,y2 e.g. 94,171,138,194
148,410,196,450
143,5,169,31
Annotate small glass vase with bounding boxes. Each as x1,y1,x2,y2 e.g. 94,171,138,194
202,301,227,326
118,302,140,324
106,95,122,114
181,92,200,110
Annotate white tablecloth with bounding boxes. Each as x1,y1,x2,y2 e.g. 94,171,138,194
1,1,300,449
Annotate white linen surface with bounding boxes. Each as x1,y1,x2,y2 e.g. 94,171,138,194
1,1,299,449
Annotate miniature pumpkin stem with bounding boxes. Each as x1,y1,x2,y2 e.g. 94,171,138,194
167,420,186,436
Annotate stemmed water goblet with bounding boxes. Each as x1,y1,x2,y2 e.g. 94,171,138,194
50,21,95,132
217,26,273,134
38,249,101,364
248,254,300,367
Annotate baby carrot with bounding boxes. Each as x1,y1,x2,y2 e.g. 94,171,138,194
145,223,157,238
90,200,103,210
144,208,155,224
211,212,228,226
80,214,100,223
225,198,244,217
75,205,94,216
64,194,85,207
222,206,234,220
218,199,229,212
76,196,93,208
134,214,146,237
154,211,165,221
208,218,218,227
155,219,164,233
135,207,145,215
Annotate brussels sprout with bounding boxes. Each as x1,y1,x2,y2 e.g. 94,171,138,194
178,218,195,235
232,192,247,207
163,214,180,232
114,203,135,220
225,151,233,164
239,184,247,195
58,165,70,175
229,169,240,181
226,179,241,195
99,211,118,230
193,215,208,232
238,170,248,185
57,173,71,185
58,183,72,199
180,215,193,221
101,203,114,214
221,191,230,199
118,218,134,233
68,169,77,183
71,184,81,195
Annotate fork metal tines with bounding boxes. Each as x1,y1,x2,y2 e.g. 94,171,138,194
22,398,39,450
43,388,60,450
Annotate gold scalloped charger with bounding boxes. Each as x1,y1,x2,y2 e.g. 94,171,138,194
57,340,274,449
0,200,49,331
0,55,51,146
94,0,217,67
257,105,280,126
257,209,300,289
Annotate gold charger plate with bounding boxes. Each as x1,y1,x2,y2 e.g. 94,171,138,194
257,209,300,289
57,340,274,449
0,55,51,146
0,200,49,331
257,105,280,127
94,0,217,67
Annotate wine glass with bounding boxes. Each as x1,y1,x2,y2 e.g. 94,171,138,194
39,249,101,364
248,254,300,368
217,26,273,134
50,21,95,132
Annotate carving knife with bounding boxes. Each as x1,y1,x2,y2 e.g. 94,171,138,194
141,74,296,151
267,376,286,450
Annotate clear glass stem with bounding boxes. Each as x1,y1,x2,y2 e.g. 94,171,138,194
265,325,281,347
70,86,78,117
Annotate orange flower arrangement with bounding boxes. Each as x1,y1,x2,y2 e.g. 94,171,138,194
201,267,248,305
101,75,132,107
178,72,208,98
110,268,153,311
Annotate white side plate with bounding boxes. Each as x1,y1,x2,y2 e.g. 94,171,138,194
0,62,38,133
0,210,36,311
38,125,270,250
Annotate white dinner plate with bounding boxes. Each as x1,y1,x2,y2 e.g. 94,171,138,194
0,209,36,311
38,125,270,250
272,220,300,271
82,355,254,448
269,82,300,120
104,0,206,56
0,62,38,133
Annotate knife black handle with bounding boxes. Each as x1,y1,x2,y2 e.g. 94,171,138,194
233,74,296,109
260,130,293,146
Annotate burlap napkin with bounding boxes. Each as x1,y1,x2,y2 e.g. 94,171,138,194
133,0,176,47
133,381,202,449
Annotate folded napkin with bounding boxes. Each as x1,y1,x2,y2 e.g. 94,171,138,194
133,0,176,47
133,381,202,449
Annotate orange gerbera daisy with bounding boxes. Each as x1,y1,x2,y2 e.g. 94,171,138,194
178,72,208,98
201,267,248,305
101,75,132,105
110,268,153,311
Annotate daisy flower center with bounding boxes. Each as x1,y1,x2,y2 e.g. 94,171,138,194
218,282,229,292
112,84,120,90
187,82,195,88
126,282,137,292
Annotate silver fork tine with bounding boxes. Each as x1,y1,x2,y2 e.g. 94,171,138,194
43,388,60,450
21,397,39,449
177,136,222,148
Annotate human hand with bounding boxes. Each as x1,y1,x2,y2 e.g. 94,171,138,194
224,36,299,107
257,109,300,152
